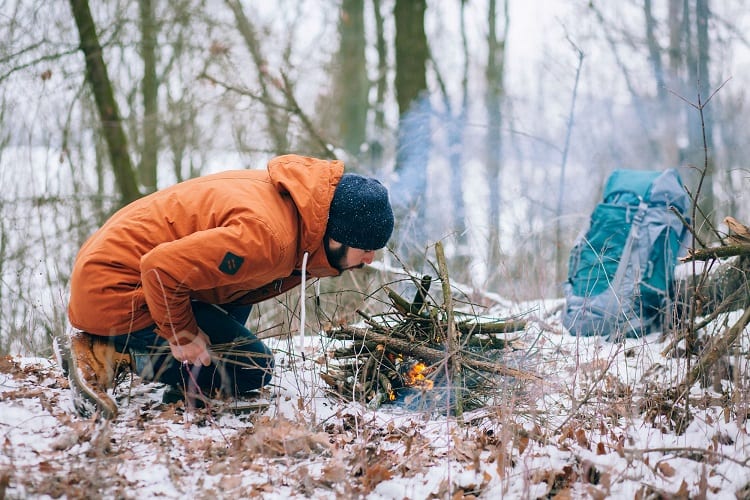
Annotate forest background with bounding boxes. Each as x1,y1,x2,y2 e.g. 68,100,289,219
1,0,749,356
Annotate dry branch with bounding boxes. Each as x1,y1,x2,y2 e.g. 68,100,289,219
676,305,750,397
435,241,463,418
682,245,750,261
457,319,527,334
327,325,539,381
384,286,428,317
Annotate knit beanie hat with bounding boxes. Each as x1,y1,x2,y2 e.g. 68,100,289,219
326,173,394,250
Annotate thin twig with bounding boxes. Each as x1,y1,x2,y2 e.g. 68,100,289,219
435,241,462,420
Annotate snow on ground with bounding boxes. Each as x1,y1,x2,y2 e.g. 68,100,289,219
2,303,750,499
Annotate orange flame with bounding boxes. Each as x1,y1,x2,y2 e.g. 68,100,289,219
404,362,434,390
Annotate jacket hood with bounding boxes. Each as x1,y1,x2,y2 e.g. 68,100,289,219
267,154,344,253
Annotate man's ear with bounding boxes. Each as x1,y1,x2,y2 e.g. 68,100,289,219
326,238,344,251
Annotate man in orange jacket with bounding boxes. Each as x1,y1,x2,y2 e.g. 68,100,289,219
63,154,394,418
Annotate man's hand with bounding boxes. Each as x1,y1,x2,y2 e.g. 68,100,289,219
169,328,212,366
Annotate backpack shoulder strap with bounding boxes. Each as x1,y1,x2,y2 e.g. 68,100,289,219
612,200,649,291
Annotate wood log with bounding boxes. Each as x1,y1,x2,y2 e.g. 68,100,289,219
457,319,527,335
327,325,541,381
673,255,750,317
675,305,750,397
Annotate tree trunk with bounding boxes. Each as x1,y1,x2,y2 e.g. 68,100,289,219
335,0,368,159
69,0,141,206
369,0,388,166
225,0,289,152
485,0,508,288
695,0,715,231
557,49,584,288
682,0,715,240
139,0,158,193
644,0,667,101
448,0,469,248
668,0,683,74
394,0,428,123
657,0,683,168
393,0,430,263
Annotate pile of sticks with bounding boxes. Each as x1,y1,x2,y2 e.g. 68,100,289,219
320,243,540,414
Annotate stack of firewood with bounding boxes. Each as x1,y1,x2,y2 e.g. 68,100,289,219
320,244,540,413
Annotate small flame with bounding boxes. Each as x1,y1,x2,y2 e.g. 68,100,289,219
404,361,434,390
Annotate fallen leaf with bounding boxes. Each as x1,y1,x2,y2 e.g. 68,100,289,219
676,479,690,497
551,487,573,499
361,463,392,492
575,428,590,449
657,462,675,478
518,434,529,455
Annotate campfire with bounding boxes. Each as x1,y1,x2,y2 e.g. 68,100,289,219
402,360,434,390
320,243,540,414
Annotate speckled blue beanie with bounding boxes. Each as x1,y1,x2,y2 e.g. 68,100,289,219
327,173,394,250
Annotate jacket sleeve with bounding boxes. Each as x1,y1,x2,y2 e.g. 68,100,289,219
139,220,287,344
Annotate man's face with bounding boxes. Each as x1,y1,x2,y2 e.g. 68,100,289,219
325,238,376,272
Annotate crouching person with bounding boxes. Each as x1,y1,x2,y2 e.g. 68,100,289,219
64,154,394,419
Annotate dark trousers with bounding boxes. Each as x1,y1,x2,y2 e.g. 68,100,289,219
111,302,274,398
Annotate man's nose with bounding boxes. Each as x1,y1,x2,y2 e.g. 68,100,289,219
362,251,375,265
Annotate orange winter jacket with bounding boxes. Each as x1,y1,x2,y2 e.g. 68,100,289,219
68,155,343,344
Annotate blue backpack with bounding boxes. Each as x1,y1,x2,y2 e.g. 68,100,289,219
563,169,690,339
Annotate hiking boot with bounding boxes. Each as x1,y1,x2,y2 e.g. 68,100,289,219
68,331,133,419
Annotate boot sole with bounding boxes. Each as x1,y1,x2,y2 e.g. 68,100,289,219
52,336,69,377
214,400,270,414
162,386,269,414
